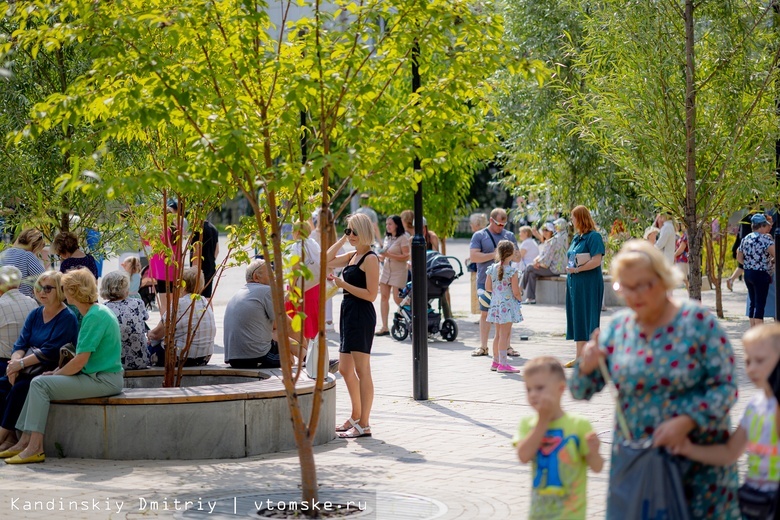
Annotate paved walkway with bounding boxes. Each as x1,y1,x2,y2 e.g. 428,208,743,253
0,239,759,518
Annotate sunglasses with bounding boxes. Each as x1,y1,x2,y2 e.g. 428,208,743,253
491,218,507,227
35,284,56,294
345,228,358,236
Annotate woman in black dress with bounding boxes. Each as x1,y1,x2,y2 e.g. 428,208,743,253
327,213,380,438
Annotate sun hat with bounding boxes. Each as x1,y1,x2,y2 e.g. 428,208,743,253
643,226,660,240
751,214,769,226
543,222,555,232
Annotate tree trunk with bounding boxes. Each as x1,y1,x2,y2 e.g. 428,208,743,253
684,0,701,301
704,225,724,318
298,440,318,512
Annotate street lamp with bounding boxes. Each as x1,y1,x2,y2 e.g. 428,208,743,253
411,39,428,400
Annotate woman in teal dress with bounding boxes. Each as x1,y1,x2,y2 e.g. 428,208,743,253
571,240,739,519
565,206,605,367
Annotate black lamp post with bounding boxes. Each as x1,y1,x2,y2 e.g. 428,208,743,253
411,40,428,400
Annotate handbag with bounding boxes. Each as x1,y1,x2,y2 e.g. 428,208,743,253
19,346,60,378
599,359,691,520
738,483,776,520
305,338,330,380
575,253,591,267
58,343,77,369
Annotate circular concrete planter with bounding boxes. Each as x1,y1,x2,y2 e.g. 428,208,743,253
44,368,336,460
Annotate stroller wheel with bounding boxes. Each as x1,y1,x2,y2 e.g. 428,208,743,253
391,320,410,341
441,318,458,342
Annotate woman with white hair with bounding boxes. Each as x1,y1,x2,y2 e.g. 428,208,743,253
101,270,149,369
571,240,739,517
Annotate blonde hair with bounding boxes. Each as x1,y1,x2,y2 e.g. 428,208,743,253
469,212,488,229
35,270,66,303
181,267,203,294
15,228,45,253
400,210,415,231
571,205,597,234
518,225,533,239
742,323,780,353
61,268,98,304
346,213,374,247
122,256,141,275
494,240,515,281
610,239,683,291
523,356,566,381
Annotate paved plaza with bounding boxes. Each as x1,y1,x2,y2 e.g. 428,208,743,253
0,239,759,519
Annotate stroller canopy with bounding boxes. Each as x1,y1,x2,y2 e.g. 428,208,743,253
426,251,457,292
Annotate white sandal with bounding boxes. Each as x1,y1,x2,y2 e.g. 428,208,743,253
335,417,359,433
339,424,372,438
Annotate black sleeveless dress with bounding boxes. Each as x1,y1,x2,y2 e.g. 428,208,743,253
339,251,377,354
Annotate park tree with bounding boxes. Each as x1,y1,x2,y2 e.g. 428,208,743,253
498,0,651,230
2,0,520,511
0,13,147,252
562,0,780,300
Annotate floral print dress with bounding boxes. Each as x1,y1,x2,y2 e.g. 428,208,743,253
485,263,523,324
105,298,150,369
569,299,739,519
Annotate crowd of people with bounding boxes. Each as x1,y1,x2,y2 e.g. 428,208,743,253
1,199,779,520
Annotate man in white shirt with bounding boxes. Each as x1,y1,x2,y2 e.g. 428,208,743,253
0,266,39,374
655,213,676,264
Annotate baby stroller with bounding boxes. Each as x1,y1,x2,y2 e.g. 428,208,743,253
391,251,463,342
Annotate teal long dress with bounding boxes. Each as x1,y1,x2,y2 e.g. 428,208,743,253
565,231,605,341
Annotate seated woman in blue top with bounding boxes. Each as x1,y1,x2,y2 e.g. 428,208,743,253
2,267,123,464
0,271,78,454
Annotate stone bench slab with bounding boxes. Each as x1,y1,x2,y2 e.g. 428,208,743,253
45,366,336,459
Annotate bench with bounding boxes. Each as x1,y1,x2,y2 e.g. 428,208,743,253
535,274,625,307
45,366,336,460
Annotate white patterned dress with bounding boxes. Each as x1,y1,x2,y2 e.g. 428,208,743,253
485,263,523,324
105,298,150,369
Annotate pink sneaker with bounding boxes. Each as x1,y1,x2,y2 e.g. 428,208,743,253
497,364,520,374
490,361,500,371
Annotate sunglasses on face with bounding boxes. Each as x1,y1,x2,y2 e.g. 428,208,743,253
35,285,56,294
491,218,506,227
345,228,358,236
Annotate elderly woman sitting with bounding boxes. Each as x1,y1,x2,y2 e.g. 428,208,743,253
148,267,215,367
101,271,149,370
2,268,123,464
0,271,78,455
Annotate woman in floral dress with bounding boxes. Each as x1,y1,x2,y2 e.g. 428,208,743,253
101,270,149,370
570,240,739,519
